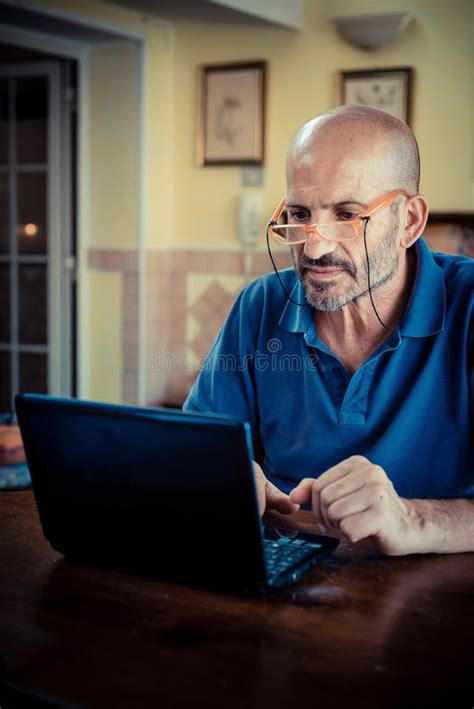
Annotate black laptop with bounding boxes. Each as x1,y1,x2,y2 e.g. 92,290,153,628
15,394,338,594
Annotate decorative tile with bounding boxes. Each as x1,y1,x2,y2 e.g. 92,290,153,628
190,294,216,323
201,279,228,306
186,314,201,344
139,248,295,405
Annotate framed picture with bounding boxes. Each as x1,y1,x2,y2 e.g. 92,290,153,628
340,67,413,124
198,61,266,166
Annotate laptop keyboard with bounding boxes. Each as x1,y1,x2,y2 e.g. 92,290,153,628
263,537,322,581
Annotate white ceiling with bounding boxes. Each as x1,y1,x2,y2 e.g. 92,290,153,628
103,0,302,30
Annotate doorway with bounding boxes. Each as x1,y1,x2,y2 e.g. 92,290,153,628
0,47,76,412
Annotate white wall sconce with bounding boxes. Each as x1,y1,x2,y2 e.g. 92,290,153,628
330,13,412,51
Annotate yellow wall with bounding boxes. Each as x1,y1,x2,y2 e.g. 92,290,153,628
89,271,122,401
90,42,140,248
174,0,474,248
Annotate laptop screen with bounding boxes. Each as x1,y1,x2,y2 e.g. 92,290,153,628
16,394,267,590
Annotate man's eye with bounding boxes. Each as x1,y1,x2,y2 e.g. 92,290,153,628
337,210,358,221
288,210,309,222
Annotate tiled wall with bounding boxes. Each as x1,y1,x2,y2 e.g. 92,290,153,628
87,247,292,406
145,249,292,406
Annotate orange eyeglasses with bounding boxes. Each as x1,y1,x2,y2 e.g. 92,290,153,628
267,189,409,245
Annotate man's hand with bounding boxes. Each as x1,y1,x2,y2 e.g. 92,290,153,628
253,461,300,517
289,455,419,555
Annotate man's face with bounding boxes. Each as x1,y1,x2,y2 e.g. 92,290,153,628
287,134,404,312
290,213,400,313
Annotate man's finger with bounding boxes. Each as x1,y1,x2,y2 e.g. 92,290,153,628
326,487,378,526
316,455,373,489
317,472,367,512
267,481,300,515
289,478,315,504
311,483,341,535
252,461,267,516
317,477,363,531
339,508,381,545
310,457,375,533
289,457,372,506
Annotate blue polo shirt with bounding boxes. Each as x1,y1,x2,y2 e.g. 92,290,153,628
184,239,474,499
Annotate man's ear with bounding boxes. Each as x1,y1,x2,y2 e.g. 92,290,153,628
400,194,429,249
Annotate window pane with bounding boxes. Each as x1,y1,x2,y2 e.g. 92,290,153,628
0,172,9,254
19,264,48,344
19,352,47,394
17,172,47,255
0,351,11,411
0,78,8,165
15,76,48,165
0,263,10,342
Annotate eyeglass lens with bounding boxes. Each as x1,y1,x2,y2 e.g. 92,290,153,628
272,221,357,242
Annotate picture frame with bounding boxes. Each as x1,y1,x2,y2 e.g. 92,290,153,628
197,61,266,166
340,67,413,125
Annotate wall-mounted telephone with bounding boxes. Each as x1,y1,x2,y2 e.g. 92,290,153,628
237,192,263,250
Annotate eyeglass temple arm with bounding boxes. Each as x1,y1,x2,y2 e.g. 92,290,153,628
361,190,408,219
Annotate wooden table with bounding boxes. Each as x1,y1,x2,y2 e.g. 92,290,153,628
1,491,473,708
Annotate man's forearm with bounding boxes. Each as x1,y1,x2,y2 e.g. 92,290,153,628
408,498,474,554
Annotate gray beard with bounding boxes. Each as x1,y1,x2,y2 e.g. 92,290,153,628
293,223,400,312
302,264,398,312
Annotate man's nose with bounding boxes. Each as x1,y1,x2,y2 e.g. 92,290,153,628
303,230,338,260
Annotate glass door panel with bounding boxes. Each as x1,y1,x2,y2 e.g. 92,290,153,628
0,172,8,254
0,351,10,410
0,263,10,342
0,77,8,164
15,75,48,165
19,352,47,394
19,264,48,344
17,172,47,255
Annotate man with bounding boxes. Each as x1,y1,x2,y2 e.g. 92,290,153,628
184,106,474,556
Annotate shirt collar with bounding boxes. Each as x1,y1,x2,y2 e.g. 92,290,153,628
399,237,446,337
278,238,446,338
278,278,313,334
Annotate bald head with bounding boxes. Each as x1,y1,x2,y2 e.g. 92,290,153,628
287,105,420,194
